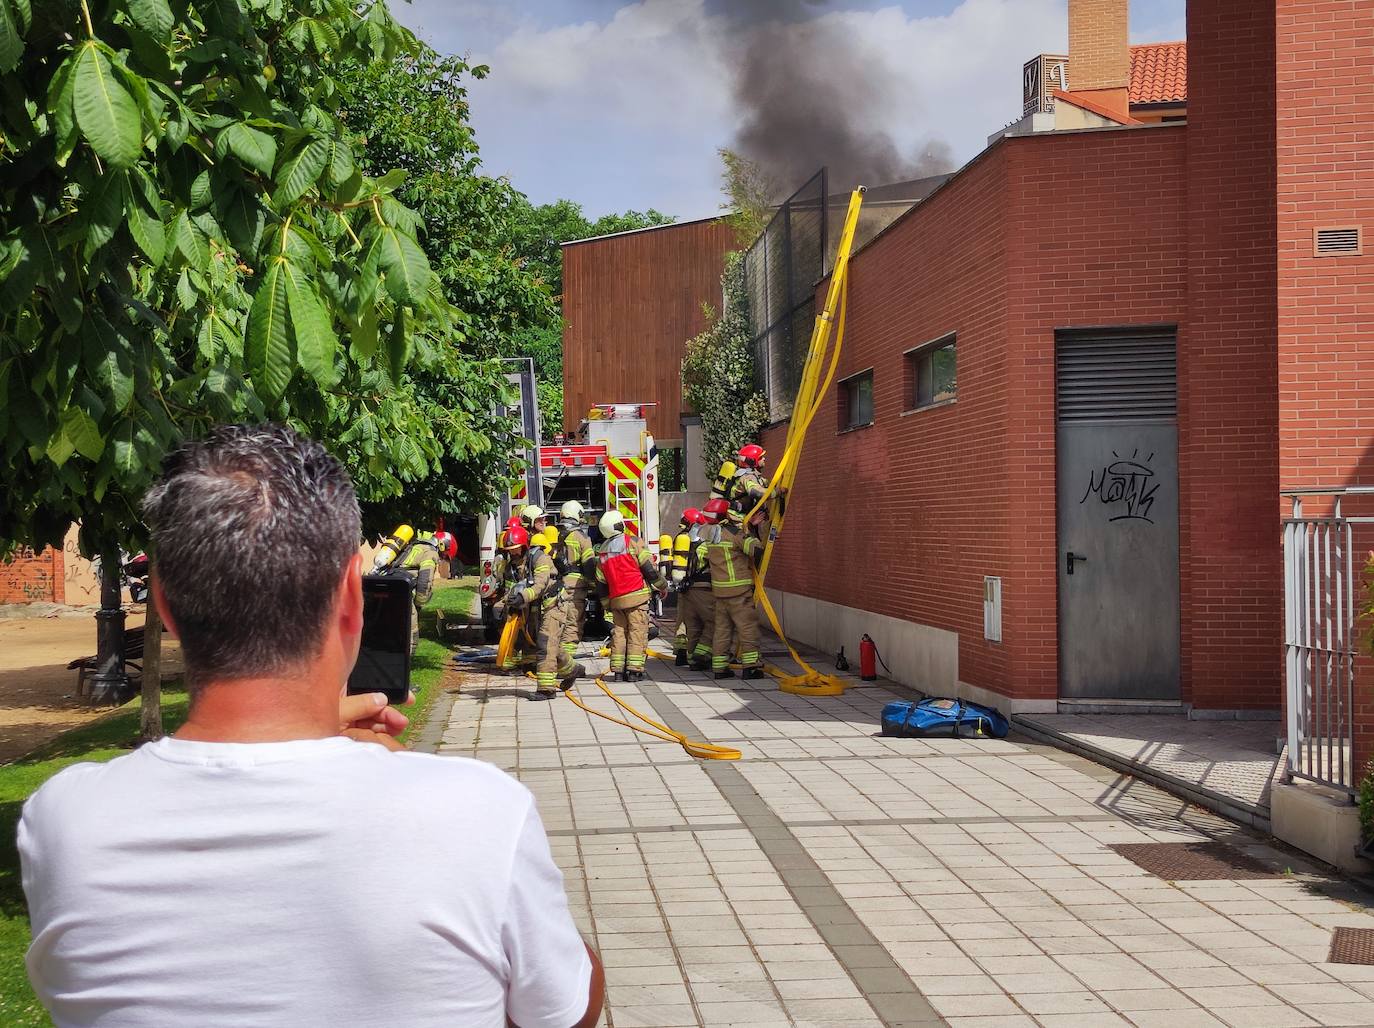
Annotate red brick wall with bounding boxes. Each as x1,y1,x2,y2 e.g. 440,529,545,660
0,547,64,604
1181,0,1281,711
1276,0,1374,764
765,126,1189,704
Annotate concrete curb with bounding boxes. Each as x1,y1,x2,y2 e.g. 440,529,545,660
1012,714,1273,833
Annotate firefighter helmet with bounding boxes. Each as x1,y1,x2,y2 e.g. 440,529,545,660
519,504,545,529
433,531,457,560
559,499,585,523
703,498,730,523
502,525,530,551
532,527,559,550
737,444,765,468
681,508,706,526
598,510,625,537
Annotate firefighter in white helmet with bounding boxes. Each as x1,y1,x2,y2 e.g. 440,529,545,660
556,500,594,662
518,505,547,534
594,510,668,682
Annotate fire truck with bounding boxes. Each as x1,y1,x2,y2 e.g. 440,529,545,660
478,399,663,637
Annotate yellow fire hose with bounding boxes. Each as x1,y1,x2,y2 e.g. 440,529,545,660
742,187,867,698
498,616,741,760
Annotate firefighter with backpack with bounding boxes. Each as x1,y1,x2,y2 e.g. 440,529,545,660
502,525,584,700
670,508,716,671
701,498,766,679
595,510,669,682
555,501,595,663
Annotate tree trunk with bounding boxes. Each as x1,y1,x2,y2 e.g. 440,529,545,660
88,553,130,705
140,601,163,742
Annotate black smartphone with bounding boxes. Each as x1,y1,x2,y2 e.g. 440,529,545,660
347,574,414,704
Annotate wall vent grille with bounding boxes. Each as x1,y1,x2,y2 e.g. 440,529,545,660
1056,329,1178,423
1314,226,1362,257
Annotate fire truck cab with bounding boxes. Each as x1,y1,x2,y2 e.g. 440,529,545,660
478,403,662,637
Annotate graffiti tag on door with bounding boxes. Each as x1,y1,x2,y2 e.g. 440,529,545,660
1080,449,1159,523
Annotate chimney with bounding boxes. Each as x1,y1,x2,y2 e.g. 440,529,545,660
1067,0,1131,119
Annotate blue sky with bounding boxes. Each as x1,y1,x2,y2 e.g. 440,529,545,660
394,1,1187,219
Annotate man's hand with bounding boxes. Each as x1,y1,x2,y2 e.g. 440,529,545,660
339,692,412,751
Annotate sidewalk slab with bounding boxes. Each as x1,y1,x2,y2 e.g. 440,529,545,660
437,636,1374,1028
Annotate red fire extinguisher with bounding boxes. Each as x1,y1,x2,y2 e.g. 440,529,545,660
859,634,877,681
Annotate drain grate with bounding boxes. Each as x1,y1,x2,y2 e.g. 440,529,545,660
1329,927,1374,966
1110,841,1277,880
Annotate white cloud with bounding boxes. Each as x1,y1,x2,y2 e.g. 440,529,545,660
417,0,1074,217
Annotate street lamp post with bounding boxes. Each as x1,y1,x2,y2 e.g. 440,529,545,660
87,551,130,705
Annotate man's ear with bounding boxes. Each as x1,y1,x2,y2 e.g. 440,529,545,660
151,574,179,639
339,552,364,637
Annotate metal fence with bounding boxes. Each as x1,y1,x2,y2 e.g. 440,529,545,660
742,170,827,422
1282,487,1373,794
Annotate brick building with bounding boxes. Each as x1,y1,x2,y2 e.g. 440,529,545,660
561,0,1371,764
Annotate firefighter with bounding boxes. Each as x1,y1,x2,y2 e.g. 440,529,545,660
391,530,455,654
504,526,584,699
494,526,538,673
595,510,669,682
702,498,765,680
672,508,716,670
479,516,524,619
731,443,775,519
518,504,548,534
556,500,595,663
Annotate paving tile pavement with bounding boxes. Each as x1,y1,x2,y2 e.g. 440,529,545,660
438,635,1374,1027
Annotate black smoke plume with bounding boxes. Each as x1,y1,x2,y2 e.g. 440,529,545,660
719,2,954,196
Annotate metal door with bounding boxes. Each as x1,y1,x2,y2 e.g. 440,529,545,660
1056,329,1180,700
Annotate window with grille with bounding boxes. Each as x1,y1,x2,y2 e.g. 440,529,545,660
905,335,957,410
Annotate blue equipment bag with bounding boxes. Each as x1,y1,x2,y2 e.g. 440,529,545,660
881,697,1010,739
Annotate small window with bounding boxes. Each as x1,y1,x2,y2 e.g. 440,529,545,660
905,335,957,410
838,370,874,431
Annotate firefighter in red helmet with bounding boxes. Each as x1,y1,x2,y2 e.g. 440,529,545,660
671,508,717,670
731,443,780,522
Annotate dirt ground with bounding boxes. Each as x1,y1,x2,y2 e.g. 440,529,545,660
0,607,182,763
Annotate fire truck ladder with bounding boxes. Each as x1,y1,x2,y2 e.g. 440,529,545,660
746,187,867,698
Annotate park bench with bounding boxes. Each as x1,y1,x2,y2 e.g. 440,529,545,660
69,626,145,700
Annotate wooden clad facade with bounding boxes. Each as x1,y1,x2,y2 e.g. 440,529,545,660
561,218,735,440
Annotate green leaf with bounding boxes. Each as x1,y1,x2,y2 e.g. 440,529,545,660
351,302,378,361
386,307,410,385
128,0,174,42
46,52,80,165
0,0,23,75
73,42,143,168
123,171,165,266
282,262,339,388
325,137,355,188
245,256,294,401
85,315,135,413
80,172,125,258
112,417,138,477
217,186,265,254
171,210,208,267
57,405,104,464
274,135,329,207
375,224,431,306
219,122,277,177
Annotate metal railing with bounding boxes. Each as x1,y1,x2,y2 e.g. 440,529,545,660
1282,486,1373,795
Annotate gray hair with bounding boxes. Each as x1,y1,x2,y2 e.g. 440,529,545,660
142,424,361,688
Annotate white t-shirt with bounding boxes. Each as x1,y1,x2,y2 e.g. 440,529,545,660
19,736,591,1028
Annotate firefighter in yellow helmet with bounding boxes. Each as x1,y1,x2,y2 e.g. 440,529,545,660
505,526,584,700
702,498,765,679
388,529,455,654
594,510,669,682
671,508,716,670
556,500,595,663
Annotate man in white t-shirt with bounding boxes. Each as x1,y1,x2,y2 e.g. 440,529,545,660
19,424,604,1028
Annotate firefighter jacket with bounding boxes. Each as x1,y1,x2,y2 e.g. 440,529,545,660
509,547,562,612
595,533,667,611
395,535,439,606
731,467,768,513
558,526,595,595
702,520,763,598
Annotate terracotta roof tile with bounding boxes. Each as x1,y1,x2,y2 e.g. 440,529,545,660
1130,41,1187,105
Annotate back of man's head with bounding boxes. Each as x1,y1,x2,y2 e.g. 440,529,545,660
143,424,360,688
